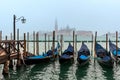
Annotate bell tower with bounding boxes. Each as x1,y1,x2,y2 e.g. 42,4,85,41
55,19,58,32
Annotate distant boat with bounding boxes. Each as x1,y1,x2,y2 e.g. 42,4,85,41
95,43,113,67
24,42,60,65
77,42,90,66
109,40,120,61
59,43,74,63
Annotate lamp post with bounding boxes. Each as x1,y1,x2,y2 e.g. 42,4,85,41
13,15,26,41
12,15,26,67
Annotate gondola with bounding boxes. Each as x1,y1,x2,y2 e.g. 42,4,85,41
43,42,60,58
24,54,51,65
24,42,60,65
59,43,74,63
109,40,120,61
77,42,90,66
95,43,114,67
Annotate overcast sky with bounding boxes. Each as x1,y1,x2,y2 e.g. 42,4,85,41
0,0,120,36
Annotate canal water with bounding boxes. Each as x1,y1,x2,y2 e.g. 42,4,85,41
1,58,120,80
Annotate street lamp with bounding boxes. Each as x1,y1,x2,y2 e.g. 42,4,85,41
13,15,26,41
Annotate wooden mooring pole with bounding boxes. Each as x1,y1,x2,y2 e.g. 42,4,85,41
33,31,35,55
73,31,75,59
36,32,39,55
45,33,47,53
60,35,63,55
27,32,29,52
5,36,7,40
75,35,77,55
116,31,118,65
24,33,27,57
91,34,93,56
52,31,55,58
48,35,50,50
0,31,2,40
9,33,15,68
17,29,21,67
10,32,13,67
9,33,13,68
106,34,108,51
10,33,12,40
94,32,97,63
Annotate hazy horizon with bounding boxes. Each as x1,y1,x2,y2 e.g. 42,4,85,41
1,0,120,36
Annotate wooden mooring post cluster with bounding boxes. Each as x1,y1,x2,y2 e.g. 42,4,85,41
0,31,27,75
0,30,120,75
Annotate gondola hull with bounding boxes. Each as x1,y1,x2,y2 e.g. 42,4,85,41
77,42,90,66
95,43,114,67
59,43,74,64
24,42,60,65
97,59,114,67
77,57,90,66
109,40,120,63
24,56,51,65
59,56,74,63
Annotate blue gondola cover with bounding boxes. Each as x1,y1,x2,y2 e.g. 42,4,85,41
28,55,45,59
79,55,89,60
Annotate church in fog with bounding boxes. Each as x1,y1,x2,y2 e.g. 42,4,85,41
54,20,92,36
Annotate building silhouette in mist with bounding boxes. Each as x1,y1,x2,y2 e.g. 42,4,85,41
55,19,92,36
